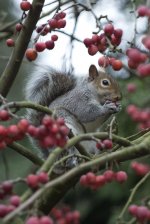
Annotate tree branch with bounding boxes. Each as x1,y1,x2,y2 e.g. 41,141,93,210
0,0,46,97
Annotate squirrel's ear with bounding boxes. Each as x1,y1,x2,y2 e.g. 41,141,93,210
88,64,99,81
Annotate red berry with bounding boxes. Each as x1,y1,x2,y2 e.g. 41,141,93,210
37,172,49,184
40,216,54,224
98,56,109,67
26,216,40,224
86,172,96,184
0,110,10,121
104,170,115,182
128,205,138,216
35,42,46,52
131,161,150,176
126,104,137,115
127,48,143,64
59,11,66,19
17,119,29,132
115,171,128,183
95,175,106,187
7,125,19,137
10,195,21,207
137,5,149,17
83,38,92,47
72,210,80,221
6,39,15,47
0,125,7,137
56,117,65,125
111,34,121,46
96,141,104,150
114,29,123,38
25,48,38,61
104,23,114,36
6,205,15,214
20,1,31,11
103,139,113,149
136,206,149,222
128,59,138,69
111,60,123,71
88,45,98,56
42,116,54,127
45,40,55,50
142,36,150,50
51,35,58,41
57,19,66,28
59,125,69,135
127,83,137,93
0,204,8,218
16,23,22,32
36,25,49,36
41,136,55,148
27,125,38,137
26,174,39,189
79,175,88,186
137,64,150,77
2,181,13,194
48,19,58,29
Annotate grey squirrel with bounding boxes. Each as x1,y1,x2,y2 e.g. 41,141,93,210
25,65,122,170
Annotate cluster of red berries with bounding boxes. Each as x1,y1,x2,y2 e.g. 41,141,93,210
6,1,31,48
51,206,80,224
0,109,69,150
6,23,23,47
0,181,18,218
0,112,29,149
0,180,21,218
26,172,49,189
25,34,58,61
129,204,150,223
28,116,69,148
131,161,150,176
126,105,150,130
80,170,128,190
98,56,123,71
137,5,150,17
96,139,113,150
126,48,150,77
25,11,66,61
0,195,21,218
84,23,123,54
20,0,31,12
83,23,123,70
26,216,54,224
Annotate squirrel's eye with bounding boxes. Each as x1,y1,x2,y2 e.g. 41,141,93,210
101,79,110,87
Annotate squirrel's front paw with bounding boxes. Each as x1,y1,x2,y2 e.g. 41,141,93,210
104,101,121,114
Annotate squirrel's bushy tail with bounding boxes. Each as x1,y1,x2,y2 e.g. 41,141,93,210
25,67,76,125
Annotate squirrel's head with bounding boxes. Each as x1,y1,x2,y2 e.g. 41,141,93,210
88,64,122,105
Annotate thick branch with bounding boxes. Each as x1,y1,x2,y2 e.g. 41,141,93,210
9,142,43,166
0,0,45,97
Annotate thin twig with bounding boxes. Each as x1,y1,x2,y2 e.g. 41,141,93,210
117,172,150,223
